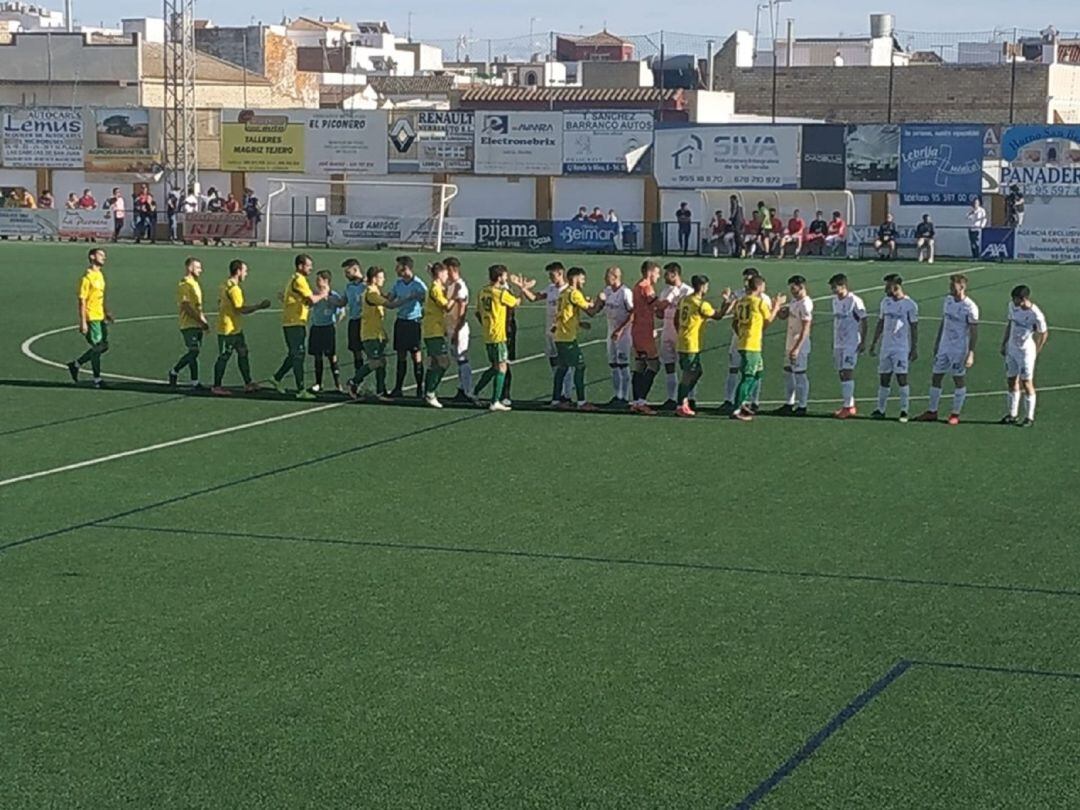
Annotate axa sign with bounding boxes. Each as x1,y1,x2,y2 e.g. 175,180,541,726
713,135,779,158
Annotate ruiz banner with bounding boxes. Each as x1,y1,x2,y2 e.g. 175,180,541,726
474,218,552,250
562,111,653,174
1,107,84,168
388,110,474,173
181,213,255,241
653,125,800,188
845,124,899,190
474,112,562,175
1000,125,1080,197
552,219,621,251
799,124,846,190
898,124,984,205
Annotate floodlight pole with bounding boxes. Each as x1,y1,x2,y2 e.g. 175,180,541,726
163,0,198,197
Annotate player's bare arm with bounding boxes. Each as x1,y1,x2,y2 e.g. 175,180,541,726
764,294,788,325
869,318,884,355
909,322,919,361
1035,328,1049,354
857,318,869,354
1000,322,1011,356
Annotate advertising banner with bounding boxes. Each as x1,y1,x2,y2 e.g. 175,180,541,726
441,217,475,246
999,125,1080,197
181,213,255,241
979,227,1016,260
799,124,846,190
552,219,621,251
898,124,984,205
220,110,305,172
1,107,84,168
0,207,59,237
1016,228,1080,262
562,111,653,174
305,110,387,174
653,125,800,188
845,124,899,190
474,218,552,250
388,110,474,173
85,108,159,175
327,215,403,245
474,112,562,175
59,208,113,240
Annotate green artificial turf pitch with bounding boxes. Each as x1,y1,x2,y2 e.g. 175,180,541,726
1,242,1079,808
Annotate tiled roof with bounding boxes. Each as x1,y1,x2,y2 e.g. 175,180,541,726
456,86,679,103
289,16,353,32
142,42,270,84
367,75,456,95
564,30,631,47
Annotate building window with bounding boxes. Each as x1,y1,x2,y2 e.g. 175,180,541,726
525,71,538,86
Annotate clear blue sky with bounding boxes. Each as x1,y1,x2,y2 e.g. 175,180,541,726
76,0,1074,41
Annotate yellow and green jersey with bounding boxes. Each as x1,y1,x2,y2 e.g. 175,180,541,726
281,271,313,327
78,267,105,322
217,279,245,336
734,294,770,352
360,285,389,341
677,293,715,353
422,283,451,339
553,287,589,342
177,275,204,330
478,284,519,344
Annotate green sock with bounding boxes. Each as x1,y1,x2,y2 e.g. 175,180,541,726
474,367,495,396
375,366,387,394
90,352,101,377
273,356,291,382
574,366,586,402
735,374,758,408
493,371,506,401
189,355,199,381
213,354,229,386
352,363,371,384
237,354,252,384
677,382,689,402
291,354,304,390
424,367,442,396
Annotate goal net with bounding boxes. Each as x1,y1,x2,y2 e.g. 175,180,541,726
263,178,459,252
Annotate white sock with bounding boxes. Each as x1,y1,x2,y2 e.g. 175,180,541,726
666,372,678,401
842,380,855,408
725,372,739,404
952,387,967,415
1025,392,1037,421
877,386,890,412
610,367,620,399
458,361,472,393
928,386,942,412
899,385,911,413
622,368,633,400
784,371,797,405
795,374,810,408
1007,390,1020,417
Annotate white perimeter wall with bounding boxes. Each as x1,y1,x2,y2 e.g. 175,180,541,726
551,177,645,221
448,176,534,219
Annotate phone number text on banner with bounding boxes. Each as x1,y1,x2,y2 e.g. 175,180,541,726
653,126,800,188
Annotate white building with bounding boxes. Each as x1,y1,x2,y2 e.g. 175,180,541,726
0,1,64,31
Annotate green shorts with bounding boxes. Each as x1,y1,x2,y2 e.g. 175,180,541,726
181,327,203,351
678,352,702,373
362,339,386,360
85,320,108,346
739,349,764,377
218,333,247,354
283,325,306,356
485,342,509,364
554,340,584,368
424,336,449,358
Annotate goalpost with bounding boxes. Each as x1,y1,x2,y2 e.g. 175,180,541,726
263,178,459,252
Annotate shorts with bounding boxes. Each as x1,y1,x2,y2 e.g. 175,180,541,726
85,320,108,346
607,332,632,365
452,323,470,360
181,327,203,351
308,324,337,357
632,331,657,360
833,347,858,372
424,336,449,358
485,342,509,365
678,352,701,374
217,333,247,354
877,350,910,375
1005,347,1036,381
283,325,306,357
932,350,968,376
544,332,558,361
739,350,764,378
362,339,386,360
555,340,584,368
393,318,422,353
347,318,363,353
786,341,811,373
660,333,678,365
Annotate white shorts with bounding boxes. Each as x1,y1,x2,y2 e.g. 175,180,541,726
607,332,632,365
932,349,968,377
786,341,811,373
544,332,557,361
452,324,470,361
1005,347,1037,381
833,347,859,372
660,333,678,365
877,350,910,375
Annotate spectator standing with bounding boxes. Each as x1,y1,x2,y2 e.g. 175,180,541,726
966,197,987,259
607,209,622,251
1006,185,1025,229
729,195,746,253
166,190,179,241
134,188,156,244
243,188,261,246
65,192,79,209
206,188,225,214
225,193,241,213
106,187,126,242
78,189,96,209
675,201,693,255
39,190,54,209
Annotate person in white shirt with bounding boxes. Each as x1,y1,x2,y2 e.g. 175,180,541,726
721,268,770,413
829,273,868,419
869,274,919,422
775,274,813,416
534,262,575,404
1000,285,1049,427
967,197,988,259
444,257,474,403
598,266,635,406
106,187,126,242
915,274,979,425
658,262,695,409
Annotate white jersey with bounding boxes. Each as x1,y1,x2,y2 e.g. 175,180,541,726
939,295,979,354
785,296,814,352
729,288,772,347
603,284,634,335
446,279,470,330
879,295,919,354
660,282,693,341
832,294,867,350
1006,302,1047,352
544,282,566,329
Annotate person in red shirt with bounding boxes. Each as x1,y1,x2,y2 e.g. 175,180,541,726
224,192,242,213
781,208,807,257
825,211,847,256
769,209,784,255
588,206,606,222
77,188,96,209
741,211,762,258
708,210,733,258
629,260,662,415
